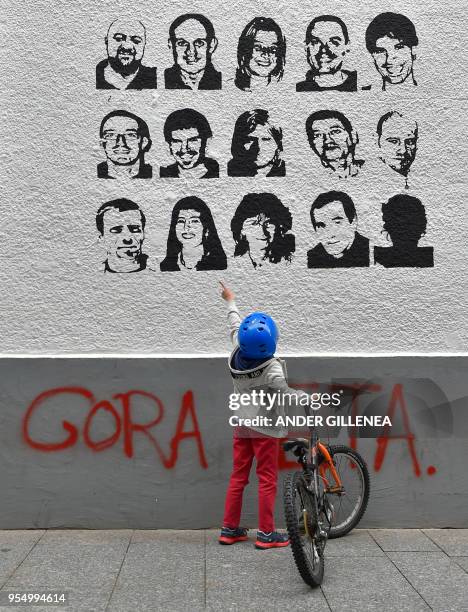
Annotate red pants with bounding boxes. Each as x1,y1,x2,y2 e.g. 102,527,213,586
223,432,279,533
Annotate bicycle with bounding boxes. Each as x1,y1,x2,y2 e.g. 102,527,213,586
283,431,370,587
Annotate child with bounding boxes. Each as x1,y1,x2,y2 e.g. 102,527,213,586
218,281,311,549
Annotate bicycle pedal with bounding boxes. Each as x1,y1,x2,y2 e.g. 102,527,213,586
326,485,345,494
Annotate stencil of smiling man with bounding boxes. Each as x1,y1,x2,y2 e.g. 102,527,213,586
96,199,148,273
297,15,357,92
377,111,418,187
96,17,157,89
306,110,364,178
165,14,221,90
363,13,418,90
160,109,219,178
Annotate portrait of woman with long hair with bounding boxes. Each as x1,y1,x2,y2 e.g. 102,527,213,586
231,192,295,268
234,17,286,92
160,197,227,271
228,110,285,178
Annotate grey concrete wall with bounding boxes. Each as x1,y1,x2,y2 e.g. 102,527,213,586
1,356,467,529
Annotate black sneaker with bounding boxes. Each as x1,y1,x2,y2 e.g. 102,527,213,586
218,526,249,545
255,530,290,549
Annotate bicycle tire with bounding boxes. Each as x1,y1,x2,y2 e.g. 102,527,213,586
283,470,324,587
321,445,370,539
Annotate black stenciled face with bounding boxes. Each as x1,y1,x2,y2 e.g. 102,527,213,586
106,19,146,76
379,115,418,176
242,213,275,252
243,124,278,168
101,209,144,263
169,127,203,169
372,35,414,84
101,116,147,166
313,200,356,258
307,20,348,74
249,30,279,78
173,19,214,75
311,118,352,166
175,209,204,248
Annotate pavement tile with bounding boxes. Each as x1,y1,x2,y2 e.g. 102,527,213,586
0,586,109,612
368,529,440,552
108,535,204,610
322,556,430,612
205,530,330,611
41,530,132,546
388,552,468,612
422,529,468,556
0,532,45,586
452,557,468,573
325,530,385,557
4,544,126,590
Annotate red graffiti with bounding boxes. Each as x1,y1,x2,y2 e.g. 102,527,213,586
22,387,207,469
373,383,421,477
287,381,433,477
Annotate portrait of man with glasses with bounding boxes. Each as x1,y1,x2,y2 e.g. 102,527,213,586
98,110,152,179
164,13,221,90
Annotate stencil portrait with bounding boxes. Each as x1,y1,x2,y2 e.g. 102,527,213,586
374,194,433,268
297,15,357,92
363,12,418,90
377,111,418,187
160,197,227,271
234,17,286,92
228,110,285,178
165,13,221,90
307,191,370,268
160,109,218,179
96,17,157,89
96,199,148,273
98,110,152,179
306,110,364,179
231,193,295,269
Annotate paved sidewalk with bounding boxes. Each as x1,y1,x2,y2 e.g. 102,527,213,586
0,529,467,611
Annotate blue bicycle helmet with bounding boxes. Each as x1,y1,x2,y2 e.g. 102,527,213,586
238,312,279,359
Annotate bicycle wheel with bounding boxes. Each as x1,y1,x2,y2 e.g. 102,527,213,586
320,445,370,539
283,470,324,587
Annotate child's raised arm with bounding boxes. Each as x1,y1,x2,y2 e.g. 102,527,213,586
219,281,241,348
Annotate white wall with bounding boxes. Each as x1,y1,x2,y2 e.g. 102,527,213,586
2,0,467,354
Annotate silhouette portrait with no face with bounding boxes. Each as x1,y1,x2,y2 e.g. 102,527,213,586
96,199,148,273
228,110,285,178
297,16,356,92
231,193,295,269
306,110,363,178
98,111,152,179
364,13,418,90
374,194,433,268
160,109,218,179
234,17,286,92
165,14,221,90
307,191,369,268
160,197,227,271
96,17,157,89
377,111,418,186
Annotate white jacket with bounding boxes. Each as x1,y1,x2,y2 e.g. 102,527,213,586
226,300,310,438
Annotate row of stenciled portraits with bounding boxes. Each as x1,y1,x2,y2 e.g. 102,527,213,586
97,13,420,92
96,191,434,273
97,108,418,186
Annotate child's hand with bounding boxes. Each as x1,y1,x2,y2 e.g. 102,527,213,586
219,281,235,302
